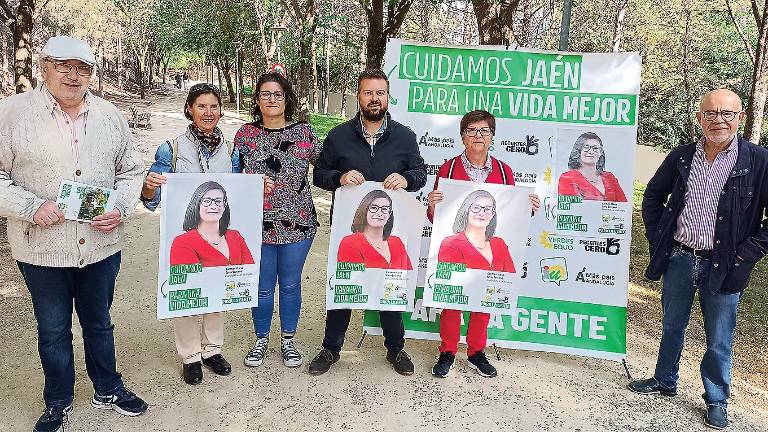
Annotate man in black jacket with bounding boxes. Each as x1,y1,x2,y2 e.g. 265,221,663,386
310,69,427,376
628,89,768,430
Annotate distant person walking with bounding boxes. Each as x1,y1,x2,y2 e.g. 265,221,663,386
628,89,768,430
0,36,148,432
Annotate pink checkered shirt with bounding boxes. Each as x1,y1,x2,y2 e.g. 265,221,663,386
43,86,90,163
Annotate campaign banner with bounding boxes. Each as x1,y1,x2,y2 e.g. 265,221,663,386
423,179,532,313
326,182,424,311
157,173,263,319
362,39,640,361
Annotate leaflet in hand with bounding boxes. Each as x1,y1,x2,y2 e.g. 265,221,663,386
56,180,117,221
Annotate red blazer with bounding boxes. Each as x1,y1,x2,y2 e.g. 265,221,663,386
438,232,516,273
427,155,515,222
170,229,255,268
558,169,627,202
337,232,413,270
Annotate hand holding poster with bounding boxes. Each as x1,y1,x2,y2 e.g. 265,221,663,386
157,173,263,319
423,179,533,314
326,182,424,311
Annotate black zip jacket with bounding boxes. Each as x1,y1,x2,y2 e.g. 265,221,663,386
313,112,427,192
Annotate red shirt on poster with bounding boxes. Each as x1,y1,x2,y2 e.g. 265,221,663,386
438,232,516,273
337,232,413,270
170,229,255,268
558,169,627,202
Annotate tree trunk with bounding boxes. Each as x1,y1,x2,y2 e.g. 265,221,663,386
364,0,415,69
324,27,331,114
682,0,695,142
117,30,123,89
221,60,236,103
611,0,629,52
340,82,348,118
137,56,146,99
311,37,319,112
472,0,520,46
12,0,35,93
745,1,768,144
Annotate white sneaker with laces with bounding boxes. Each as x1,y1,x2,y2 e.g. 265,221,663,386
244,337,269,367
281,337,303,367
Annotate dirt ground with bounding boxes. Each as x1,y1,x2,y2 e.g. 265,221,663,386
0,85,766,432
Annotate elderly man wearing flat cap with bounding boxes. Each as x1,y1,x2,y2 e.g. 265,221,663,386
0,36,148,432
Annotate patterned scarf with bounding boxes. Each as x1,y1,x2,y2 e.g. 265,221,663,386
188,124,223,155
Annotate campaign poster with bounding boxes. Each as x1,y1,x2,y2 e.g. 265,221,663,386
56,180,117,221
554,127,632,238
361,39,639,362
157,173,263,320
423,179,533,314
326,182,424,311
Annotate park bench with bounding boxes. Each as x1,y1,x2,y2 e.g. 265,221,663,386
128,106,152,129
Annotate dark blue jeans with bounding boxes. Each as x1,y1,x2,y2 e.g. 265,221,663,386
251,237,314,337
653,247,741,407
18,252,124,408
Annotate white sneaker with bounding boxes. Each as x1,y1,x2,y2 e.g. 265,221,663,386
244,337,269,367
281,337,303,368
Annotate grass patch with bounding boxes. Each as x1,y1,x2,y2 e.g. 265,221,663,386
310,112,345,141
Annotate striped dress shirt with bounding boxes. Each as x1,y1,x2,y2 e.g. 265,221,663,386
673,136,738,250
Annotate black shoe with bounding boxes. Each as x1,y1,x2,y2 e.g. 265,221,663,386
467,351,497,377
386,349,414,376
34,404,72,432
91,386,148,416
182,361,203,385
431,352,455,378
627,377,677,396
704,404,728,430
308,348,340,375
202,354,232,376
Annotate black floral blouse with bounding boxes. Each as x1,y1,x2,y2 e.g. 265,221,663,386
234,122,321,244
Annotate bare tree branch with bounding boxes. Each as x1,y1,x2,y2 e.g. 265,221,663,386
751,0,762,25
0,0,15,24
726,0,756,64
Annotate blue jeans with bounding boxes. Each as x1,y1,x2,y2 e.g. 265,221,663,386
17,252,124,408
653,247,741,407
251,237,313,337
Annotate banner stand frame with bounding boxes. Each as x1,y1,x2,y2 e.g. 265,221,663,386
622,358,632,380
357,330,368,349
492,343,501,361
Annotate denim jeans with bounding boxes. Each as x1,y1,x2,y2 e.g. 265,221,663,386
17,252,124,408
653,247,741,407
251,237,313,337
322,309,405,354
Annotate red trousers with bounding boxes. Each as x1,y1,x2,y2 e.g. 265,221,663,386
439,309,490,356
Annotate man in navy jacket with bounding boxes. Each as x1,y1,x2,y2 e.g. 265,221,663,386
628,89,768,430
310,69,427,377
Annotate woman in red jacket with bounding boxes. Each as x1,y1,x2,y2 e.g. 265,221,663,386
557,132,627,202
170,181,255,267
337,190,412,270
427,110,539,379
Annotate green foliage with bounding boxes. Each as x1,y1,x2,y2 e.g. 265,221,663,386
309,112,345,140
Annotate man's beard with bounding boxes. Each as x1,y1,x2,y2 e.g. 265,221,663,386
360,103,387,122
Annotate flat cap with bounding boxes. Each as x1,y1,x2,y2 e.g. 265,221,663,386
40,36,96,66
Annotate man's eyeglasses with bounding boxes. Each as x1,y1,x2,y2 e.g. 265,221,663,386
368,204,391,214
581,144,603,153
469,204,494,214
46,59,93,77
701,110,741,122
201,198,226,208
258,91,285,101
463,127,493,137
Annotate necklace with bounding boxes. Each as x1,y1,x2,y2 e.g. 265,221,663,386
199,230,223,246
469,239,487,251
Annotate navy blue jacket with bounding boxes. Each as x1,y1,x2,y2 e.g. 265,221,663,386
312,112,427,192
642,137,768,294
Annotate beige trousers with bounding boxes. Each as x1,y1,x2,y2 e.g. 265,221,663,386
173,312,224,364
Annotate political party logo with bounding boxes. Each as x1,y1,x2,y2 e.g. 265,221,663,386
575,266,616,286
501,135,540,155
422,225,432,238
539,230,575,250
541,257,568,285
579,238,621,256
419,131,455,148
415,190,429,206
598,214,627,235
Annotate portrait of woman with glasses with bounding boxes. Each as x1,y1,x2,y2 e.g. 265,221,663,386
141,83,242,385
426,110,539,380
336,190,413,271
557,131,628,202
234,72,322,369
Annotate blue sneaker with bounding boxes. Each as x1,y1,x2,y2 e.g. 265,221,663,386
704,404,728,430
33,404,72,432
91,387,148,417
